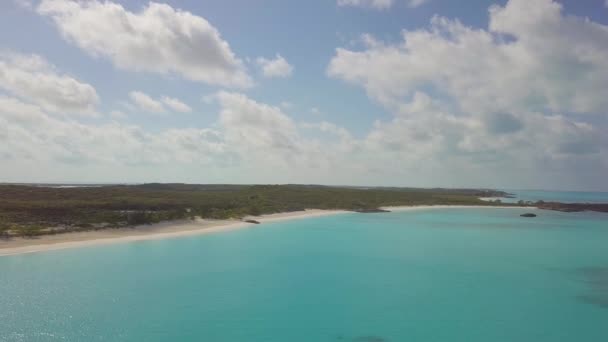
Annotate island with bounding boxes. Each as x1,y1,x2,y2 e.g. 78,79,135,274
1,184,605,241
0,184,514,238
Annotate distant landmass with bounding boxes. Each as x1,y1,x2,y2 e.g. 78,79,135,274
0,183,512,238
0,183,605,239
535,202,608,213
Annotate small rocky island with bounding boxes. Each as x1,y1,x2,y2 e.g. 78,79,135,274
520,213,537,217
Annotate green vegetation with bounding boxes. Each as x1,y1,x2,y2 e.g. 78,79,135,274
0,184,513,237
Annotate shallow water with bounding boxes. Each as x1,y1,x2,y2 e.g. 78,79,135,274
1,208,607,341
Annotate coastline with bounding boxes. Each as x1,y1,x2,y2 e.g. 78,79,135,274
0,209,349,257
380,205,534,211
0,205,535,257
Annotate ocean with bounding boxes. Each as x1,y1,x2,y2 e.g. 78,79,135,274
1,206,608,341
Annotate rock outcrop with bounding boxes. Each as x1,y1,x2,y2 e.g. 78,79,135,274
520,213,537,217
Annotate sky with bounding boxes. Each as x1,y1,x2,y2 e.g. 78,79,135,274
1,0,608,191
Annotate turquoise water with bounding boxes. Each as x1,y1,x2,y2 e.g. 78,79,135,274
495,190,608,203
1,208,608,341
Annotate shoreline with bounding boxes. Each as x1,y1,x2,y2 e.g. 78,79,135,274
0,205,534,257
0,209,349,257
380,205,534,211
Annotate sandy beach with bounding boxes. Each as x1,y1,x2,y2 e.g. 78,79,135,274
0,205,536,257
0,209,349,257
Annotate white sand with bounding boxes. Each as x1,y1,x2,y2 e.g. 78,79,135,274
0,205,536,257
0,209,348,257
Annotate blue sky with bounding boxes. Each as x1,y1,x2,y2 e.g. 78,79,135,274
1,0,608,190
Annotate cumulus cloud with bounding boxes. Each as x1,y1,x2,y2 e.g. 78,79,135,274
337,0,429,10
1,87,606,189
37,0,252,87
1,91,306,167
128,91,191,114
2,0,607,189
360,91,608,188
161,96,192,113
129,91,166,114
256,54,293,78
211,92,364,175
329,0,608,115
327,0,608,188
301,121,353,142
0,51,99,115
0,95,226,167
0,90,359,183
216,91,300,159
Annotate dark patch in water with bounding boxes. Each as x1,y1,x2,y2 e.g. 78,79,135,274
334,335,387,342
577,267,608,309
352,336,387,342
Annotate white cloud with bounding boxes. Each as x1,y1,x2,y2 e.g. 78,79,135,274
329,0,608,115
407,0,430,8
129,91,165,114
213,92,366,174
38,0,252,88
301,121,353,142
0,92,313,177
256,54,294,78
337,0,429,10
128,92,191,114
3,0,608,189
0,51,99,115
216,91,299,156
358,91,608,189
1,89,606,189
337,0,394,10
0,95,226,167
327,0,608,188
161,96,192,113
